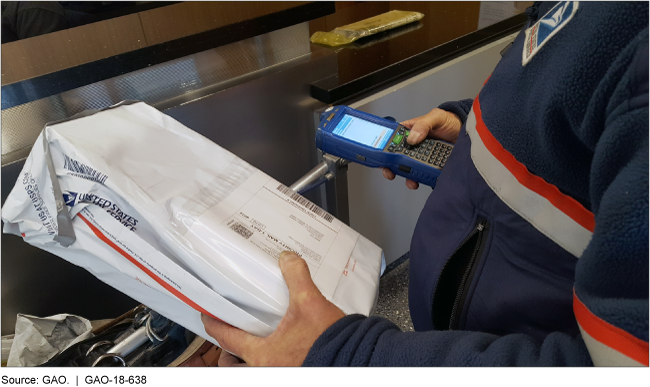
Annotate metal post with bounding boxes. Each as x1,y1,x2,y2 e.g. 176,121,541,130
289,153,350,225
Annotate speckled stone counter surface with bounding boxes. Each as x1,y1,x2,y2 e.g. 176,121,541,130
371,255,413,331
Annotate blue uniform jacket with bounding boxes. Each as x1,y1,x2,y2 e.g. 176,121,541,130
303,1,648,366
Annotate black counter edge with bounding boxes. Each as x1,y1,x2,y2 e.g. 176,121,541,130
311,13,528,105
1,1,335,110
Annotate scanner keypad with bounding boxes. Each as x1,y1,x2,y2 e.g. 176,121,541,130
385,127,453,169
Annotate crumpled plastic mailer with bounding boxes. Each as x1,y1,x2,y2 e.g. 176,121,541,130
310,10,424,47
1,101,384,348
7,314,93,367
2,335,15,367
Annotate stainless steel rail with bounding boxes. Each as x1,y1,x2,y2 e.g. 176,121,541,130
289,154,349,195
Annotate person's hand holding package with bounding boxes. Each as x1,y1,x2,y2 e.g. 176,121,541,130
382,108,462,190
202,251,345,366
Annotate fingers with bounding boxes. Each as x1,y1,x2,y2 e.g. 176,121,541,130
406,179,419,190
279,251,320,304
201,314,258,360
382,168,395,180
403,108,463,145
387,109,452,186
400,115,424,129
218,349,249,367
384,165,419,190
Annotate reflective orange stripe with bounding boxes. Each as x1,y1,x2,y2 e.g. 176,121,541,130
574,291,649,366
78,213,222,322
472,97,595,232
483,74,492,86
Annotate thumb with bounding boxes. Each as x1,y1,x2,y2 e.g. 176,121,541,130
406,119,431,145
279,251,320,303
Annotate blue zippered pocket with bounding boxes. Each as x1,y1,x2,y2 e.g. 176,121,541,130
431,216,490,330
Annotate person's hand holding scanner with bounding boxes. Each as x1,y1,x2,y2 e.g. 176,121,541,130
201,251,345,366
382,108,462,190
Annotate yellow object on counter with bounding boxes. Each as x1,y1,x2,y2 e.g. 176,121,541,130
310,10,425,47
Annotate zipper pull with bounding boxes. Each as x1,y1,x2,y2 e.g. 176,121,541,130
477,224,484,231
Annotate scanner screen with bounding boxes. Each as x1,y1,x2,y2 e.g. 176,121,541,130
333,114,393,149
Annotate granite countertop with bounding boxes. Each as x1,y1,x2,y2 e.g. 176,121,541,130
371,254,413,331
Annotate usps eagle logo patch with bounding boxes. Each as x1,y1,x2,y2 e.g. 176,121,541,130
522,1,579,66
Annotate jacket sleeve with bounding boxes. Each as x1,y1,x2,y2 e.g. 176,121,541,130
438,99,474,125
303,315,592,366
572,30,648,367
304,28,649,369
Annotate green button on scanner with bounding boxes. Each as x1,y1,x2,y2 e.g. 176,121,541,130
392,134,404,145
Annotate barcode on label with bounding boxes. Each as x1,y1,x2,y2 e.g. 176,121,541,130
276,184,334,223
63,154,108,184
230,222,253,239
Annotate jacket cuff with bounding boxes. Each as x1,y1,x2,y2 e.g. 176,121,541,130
302,314,367,366
438,98,474,125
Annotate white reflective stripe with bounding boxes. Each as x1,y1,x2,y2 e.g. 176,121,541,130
466,109,593,258
578,325,646,366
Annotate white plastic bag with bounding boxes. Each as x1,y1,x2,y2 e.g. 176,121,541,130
7,314,93,367
1,101,384,345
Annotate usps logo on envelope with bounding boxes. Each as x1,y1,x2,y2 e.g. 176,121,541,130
522,1,579,66
63,191,78,207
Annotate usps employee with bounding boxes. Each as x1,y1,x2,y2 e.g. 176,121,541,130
202,1,649,366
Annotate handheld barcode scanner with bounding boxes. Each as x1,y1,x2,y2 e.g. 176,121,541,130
315,106,454,187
